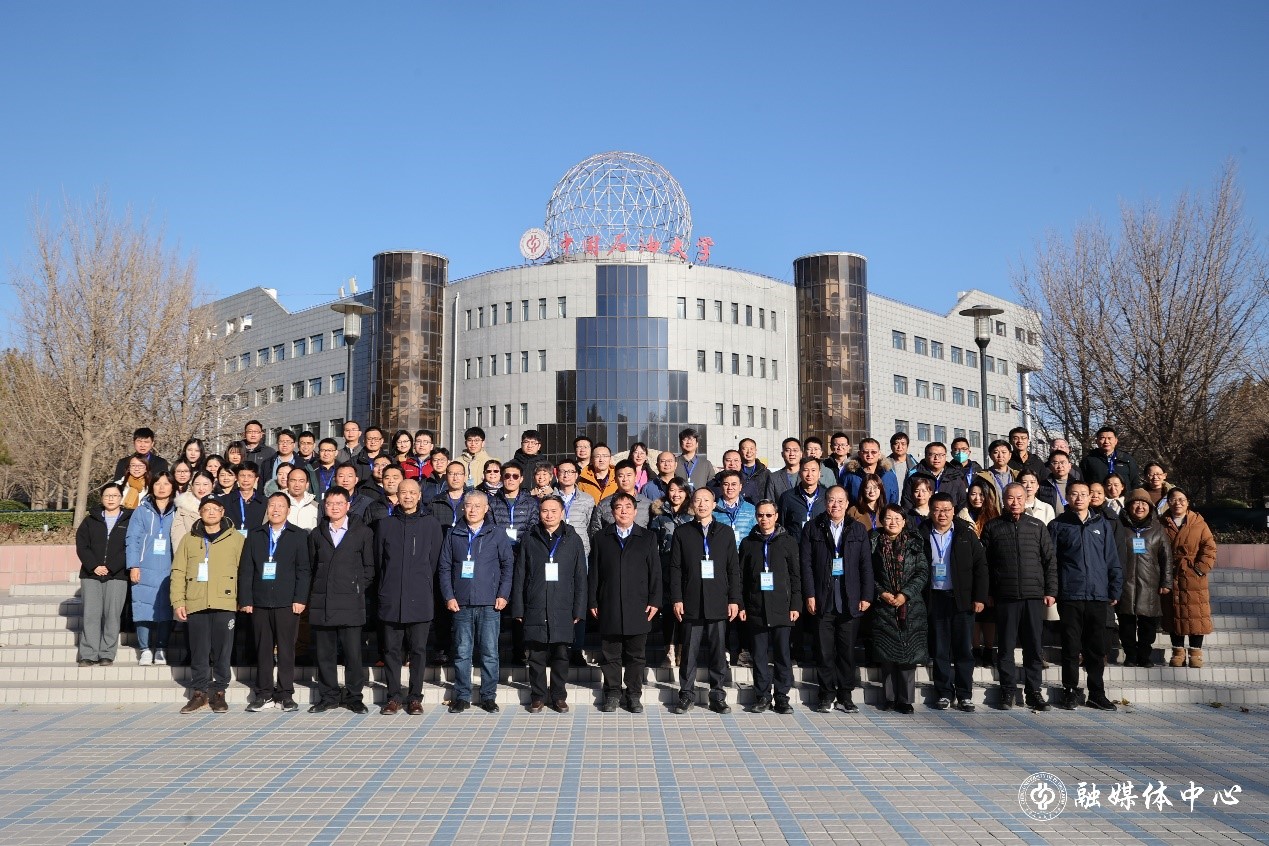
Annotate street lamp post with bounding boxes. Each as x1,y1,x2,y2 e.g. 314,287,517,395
959,304,1004,466
330,298,376,427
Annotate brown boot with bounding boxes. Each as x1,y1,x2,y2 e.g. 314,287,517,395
1168,647,1186,667
1188,648,1204,669
181,691,209,714
209,690,229,713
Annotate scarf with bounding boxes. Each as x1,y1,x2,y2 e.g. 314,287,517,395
879,533,910,627
122,476,146,511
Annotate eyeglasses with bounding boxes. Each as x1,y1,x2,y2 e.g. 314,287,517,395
502,473,522,481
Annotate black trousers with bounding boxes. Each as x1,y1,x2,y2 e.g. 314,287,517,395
928,590,975,701
187,609,235,694
881,662,917,706
526,640,570,702
681,619,728,700
600,633,647,699
995,599,1045,695
383,620,431,703
814,610,861,702
431,593,453,657
313,624,367,706
1117,613,1158,663
252,606,299,700
1059,600,1108,696
749,624,793,698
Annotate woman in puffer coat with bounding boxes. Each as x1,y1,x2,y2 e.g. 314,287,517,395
125,472,178,665
1161,488,1217,668
868,504,928,713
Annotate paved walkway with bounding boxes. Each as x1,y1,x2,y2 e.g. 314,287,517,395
0,703,1264,845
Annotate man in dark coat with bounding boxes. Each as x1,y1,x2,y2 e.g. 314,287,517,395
778,457,828,543
921,493,988,712
306,487,376,714
375,479,443,715
901,442,968,513
981,482,1057,711
588,492,661,713
800,486,873,713
738,503,802,714
511,496,587,713
218,463,266,536
670,487,742,715
1049,481,1123,712
1079,426,1141,490
113,426,169,480
238,492,311,712
738,438,775,505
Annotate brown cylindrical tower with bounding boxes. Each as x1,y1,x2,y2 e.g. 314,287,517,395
793,252,869,444
371,251,447,433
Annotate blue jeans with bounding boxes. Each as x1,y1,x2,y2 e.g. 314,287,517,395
452,605,501,702
135,620,172,651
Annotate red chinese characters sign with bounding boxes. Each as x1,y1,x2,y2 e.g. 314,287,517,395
555,232,715,263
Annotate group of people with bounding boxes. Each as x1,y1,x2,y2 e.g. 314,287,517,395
74,419,1219,715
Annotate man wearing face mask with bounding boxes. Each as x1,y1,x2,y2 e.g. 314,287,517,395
949,437,982,482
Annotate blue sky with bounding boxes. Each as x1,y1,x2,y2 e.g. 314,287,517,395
2,2,1266,326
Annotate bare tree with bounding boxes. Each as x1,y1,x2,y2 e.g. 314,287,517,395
3,194,219,525
1015,163,1269,499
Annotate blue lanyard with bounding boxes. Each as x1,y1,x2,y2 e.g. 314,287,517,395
701,524,711,559
870,512,877,530
762,533,773,571
804,489,819,513
931,530,950,562
508,497,516,526
993,470,1010,488
239,495,248,525
932,474,941,493
548,534,562,560
1053,482,1067,507
830,523,845,555
202,537,211,561
465,531,478,559
449,495,463,526
318,468,333,491
267,528,279,560
684,456,699,479
742,464,757,479
719,503,737,526
1107,454,1117,475
562,491,575,518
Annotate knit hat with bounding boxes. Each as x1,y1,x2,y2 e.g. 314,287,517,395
1125,488,1153,506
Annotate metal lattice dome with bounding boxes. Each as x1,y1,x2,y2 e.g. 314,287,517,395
544,152,692,259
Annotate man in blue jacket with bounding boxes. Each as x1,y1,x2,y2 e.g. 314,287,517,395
439,490,514,714
1049,481,1123,712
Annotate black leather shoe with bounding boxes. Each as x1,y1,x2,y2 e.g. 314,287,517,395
895,703,915,715
1057,689,1078,710
708,699,731,715
1086,694,1118,711
346,701,369,715
626,698,644,714
673,692,694,714
773,695,792,714
836,693,859,714
956,700,976,713
599,697,618,713
308,702,340,713
1025,694,1050,712
751,696,770,714
813,699,832,713
448,699,470,713
478,698,500,713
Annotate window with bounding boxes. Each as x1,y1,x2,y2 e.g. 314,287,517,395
895,419,910,436
714,351,723,373
292,380,306,401
257,348,269,366
713,300,723,321
952,387,965,405
914,337,928,356
760,358,767,379
746,406,755,427
241,313,253,330
732,405,741,426
697,350,706,372
915,379,930,399
504,352,512,373
477,357,485,378
1028,331,1039,346
465,310,472,331
892,331,907,350
239,352,251,371
771,312,777,332
954,427,966,440
521,351,529,372
271,385,285,404
997,358,1008,376
504,302,512,323
223,357,234,375
308,377,323,397
772,360,779,381
310,334,324,354
332,373,346,393
538,298,547,320
745,305,753,326
995,320,1007,337
558,296,567,318
696,298,705,320
966,350,978,368
490,354,498,376
759,308,766,329
917,423,931,442
967,390,979,408
476,407,483,426
225,320,235,336
893,375,909,395
984,355,995,374
951,345,963,365
1000,394,1012,411
746,355,754,376
932,383,946,402
930,341,944,360
464,359,472,380
464,408,471,428
538,350,547,371
293,338,306,357
772,409,779,430
332,328,344,348
760,407,767,428
477,307,485,328
715,403,724,425
934,426,947,444
255,388,268,406
969,431,981,448
731,354,740,375
730,302,739,324
519,403,528,424
490,406,498,426
676,297,687,319
490,305,499,326
1015,327,1026,342
521,299,529,321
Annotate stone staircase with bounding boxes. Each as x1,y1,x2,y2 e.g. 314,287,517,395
1,569,1267,709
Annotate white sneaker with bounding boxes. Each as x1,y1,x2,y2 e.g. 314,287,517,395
154,648,167,664
138,649,154,666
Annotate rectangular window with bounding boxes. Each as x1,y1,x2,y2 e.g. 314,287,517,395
697,350,706,372
966,350,978,368
746,355,754,376
1028,331,1039,346
255,388,268,406
984,355,995,374
917,423,931,442
952,387,965,405
772,409,779,430
272,385,285,404
760,358,767,379
771,312,777,332
521,351,529,372
930,341,944,360
476,406,483,426
490,305,499,326
772,360,778,381
951,345,963,365
893,375,908,395
519,403,528,425
310,334,324,354
477,307,485,328
332,328,343,348
240,352,251,371
997,358,1008,376
504,404,512,425
713,300,723,321
914,337,928,356
746,406,755,427
521,299,529,321
732,405,741,426
760,407,767,428
759,308,766,329
257,348,269,366
932,383,946,402
970,430,981,448
490,354,498,376
464,359,472,380
895,419,910,436
995,320,1007,337
477,357,484,378
505,302,512,323
308,377,323,397
332,373,346,393
1016,326,1026,342
892,330,906,350
715,403,724,425
490,406,498,426
968,390,979,408
464,408,471,428
934,425,947,444
987,395,998,412
538,350,547,371
915,379,930,399
954,427,966,440
538,298,547,319
696,298,706,320
293,338,306,358
676,297,687,319
504,352,512,373
731,354,740,375
465,310,472,331
269,344,283,363
745,305,753,326
292,380,306,401
730,302,739,324
1000,394,1012,411
558,296,567,318
714,351,723,373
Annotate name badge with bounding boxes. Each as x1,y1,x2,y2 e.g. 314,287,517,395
238,528,249,538
461,558,476,579
152,537,167,555
933,562,948,582
1132,537,1147,554
831,556,844,576
701,558,715,579
197,560,209,582
506,528,518,541
545,560,559,582
760,571,774,591
262,560,277,581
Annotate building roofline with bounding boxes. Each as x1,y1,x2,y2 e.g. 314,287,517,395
373,250,449,262
793,251,868,263
448,260,793,288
